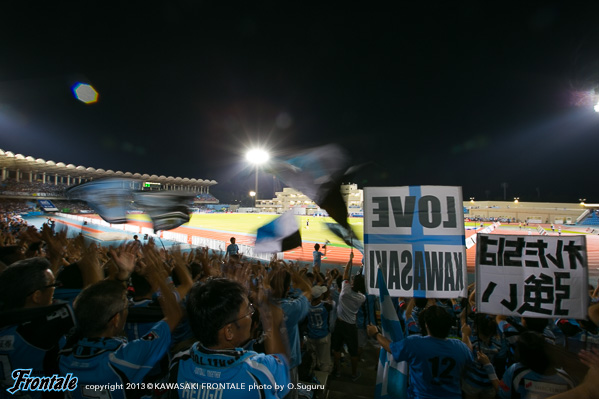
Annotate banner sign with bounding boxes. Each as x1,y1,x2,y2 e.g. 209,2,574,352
37,199,58,212
364,186,467,298
475,234,588,319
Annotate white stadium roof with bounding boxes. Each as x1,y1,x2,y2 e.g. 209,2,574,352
0,149,217,187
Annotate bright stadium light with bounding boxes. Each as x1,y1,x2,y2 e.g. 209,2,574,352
246,149,270,165
246,149,270,208
595,102,599,113
72,83,99,104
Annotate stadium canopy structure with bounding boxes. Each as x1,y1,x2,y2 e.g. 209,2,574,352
0,149,217,193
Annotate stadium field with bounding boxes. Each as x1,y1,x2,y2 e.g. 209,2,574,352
129,213,365,247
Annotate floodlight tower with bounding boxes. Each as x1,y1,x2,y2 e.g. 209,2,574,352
246,149,270,208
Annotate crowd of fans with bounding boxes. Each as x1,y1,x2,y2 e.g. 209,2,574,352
0,179,69,196
195,193,218,202
1,210,599,399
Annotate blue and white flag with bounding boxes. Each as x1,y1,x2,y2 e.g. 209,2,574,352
66,178,136,223
325,222,364,255
254,211,302,253
375,267,408,399
266,144,352,230
133,191,195,232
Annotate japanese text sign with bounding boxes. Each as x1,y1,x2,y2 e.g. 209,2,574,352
476,234,588,319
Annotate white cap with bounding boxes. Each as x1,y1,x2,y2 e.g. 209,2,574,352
311,285,328,299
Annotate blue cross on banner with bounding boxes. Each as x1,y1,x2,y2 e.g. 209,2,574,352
364,186,467,298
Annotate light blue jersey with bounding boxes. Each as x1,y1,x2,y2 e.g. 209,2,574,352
59,321,171,399
168,343,290,399
277,290,309,369
390,335,474,399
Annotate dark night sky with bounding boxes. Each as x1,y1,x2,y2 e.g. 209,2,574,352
1,2,599,203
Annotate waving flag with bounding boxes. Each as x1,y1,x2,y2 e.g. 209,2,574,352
267,144,351,229
254,211,302,253
375,266,408,399
325,222,364,255
66,179,135,223
133,191,194,232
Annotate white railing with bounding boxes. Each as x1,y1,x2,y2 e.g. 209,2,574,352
576,210,590,224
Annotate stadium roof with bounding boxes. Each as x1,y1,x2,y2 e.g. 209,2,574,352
0,149,217,187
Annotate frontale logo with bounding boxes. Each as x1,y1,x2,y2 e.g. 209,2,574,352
6,369,78,395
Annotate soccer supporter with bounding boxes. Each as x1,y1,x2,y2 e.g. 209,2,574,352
461,313,507,399
268,265,311,399
498,332,575,399
225,236,239,260
403,297,434,336
547,347,599,399
331,252,366,381
59,244,183,399
368,305,497,399
356,290,377,363
167,278,291,399
307,285,334,373
312,242,327,269
0,257,74,399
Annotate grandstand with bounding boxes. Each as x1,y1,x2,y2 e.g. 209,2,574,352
0,149,219,206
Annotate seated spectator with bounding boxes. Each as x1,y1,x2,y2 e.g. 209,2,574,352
167,278,291,399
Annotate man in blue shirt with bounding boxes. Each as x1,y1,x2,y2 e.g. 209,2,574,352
226,237,240,260
307,285,334,373
168,278,290,399
368,306,497,399
312,243,327,269
59,246,183,399
269,267,311,399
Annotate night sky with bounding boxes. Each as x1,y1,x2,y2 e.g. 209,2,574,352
1,2,599,204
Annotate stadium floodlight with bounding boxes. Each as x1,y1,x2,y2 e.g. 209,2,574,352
246,149,270,207
595,102,599,113
245,149,270,165
72,83,99,104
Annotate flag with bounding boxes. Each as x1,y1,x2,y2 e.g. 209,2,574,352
267,144,351,229
375,267,408,399
133,191,194,232
254,211,302,253
325,222,364,255
66,178,136,223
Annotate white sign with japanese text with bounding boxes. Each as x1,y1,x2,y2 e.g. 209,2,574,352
364,186,467,298
475,234,588,319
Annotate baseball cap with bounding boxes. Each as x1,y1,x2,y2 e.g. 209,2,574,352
312,285,328,299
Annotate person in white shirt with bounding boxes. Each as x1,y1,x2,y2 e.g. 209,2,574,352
331,252,366,381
